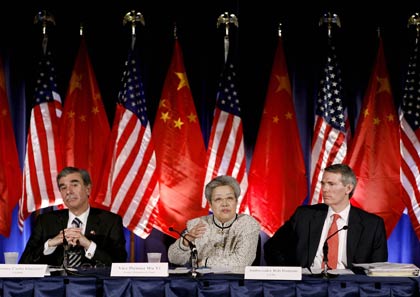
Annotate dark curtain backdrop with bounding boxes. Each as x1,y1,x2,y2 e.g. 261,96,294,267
0,1,419,265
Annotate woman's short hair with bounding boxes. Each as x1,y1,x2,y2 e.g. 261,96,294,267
204,175,241,202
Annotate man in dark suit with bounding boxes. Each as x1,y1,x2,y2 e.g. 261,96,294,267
264,164,388,269
19,167,127,267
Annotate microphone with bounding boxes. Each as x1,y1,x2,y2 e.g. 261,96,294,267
169,227,198,275
62,229,70,269
168,227,197,255
323,225,348,274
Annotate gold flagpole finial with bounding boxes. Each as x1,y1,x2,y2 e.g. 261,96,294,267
217,12,238,37
34,10,55,36
319,12,341,38
123,10,145,37
278,23,282,37
408,13,420,39
34,10,55,54
123,10,145,50
217,12,238,62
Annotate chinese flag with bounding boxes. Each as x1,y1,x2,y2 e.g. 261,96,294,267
0,57,21,237
60,37,110,201
346,38,404,237
245,37,307,236
152,39,207,236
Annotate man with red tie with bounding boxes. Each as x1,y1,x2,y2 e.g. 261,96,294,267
264,164,388,270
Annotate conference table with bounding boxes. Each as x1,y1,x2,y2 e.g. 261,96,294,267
0,269,418,297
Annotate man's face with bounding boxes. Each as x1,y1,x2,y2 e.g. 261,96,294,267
58,172,91,213
321,171,352,210
209,185,238,223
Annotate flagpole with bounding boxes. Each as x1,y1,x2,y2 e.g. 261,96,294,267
217,12,238,63
122,10,145,263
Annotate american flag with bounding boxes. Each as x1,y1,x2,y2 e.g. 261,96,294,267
310,40,349,205
18,49,63,231
400,40,420,239
95,48,159,238
204,53,248,210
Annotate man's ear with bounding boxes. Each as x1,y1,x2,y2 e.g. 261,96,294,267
86,184,92,196
345,184,354,196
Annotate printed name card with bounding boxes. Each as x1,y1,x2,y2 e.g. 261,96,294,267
245,266,302,280
0,264,47,277
111,262,169,277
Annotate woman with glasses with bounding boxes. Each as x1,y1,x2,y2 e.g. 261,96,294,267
168,175,260,271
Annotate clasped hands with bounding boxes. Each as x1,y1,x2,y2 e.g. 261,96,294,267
49,227,90,249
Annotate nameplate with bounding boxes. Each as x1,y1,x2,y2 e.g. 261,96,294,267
0,264,47,277
111,263,169,277
245,266,302,280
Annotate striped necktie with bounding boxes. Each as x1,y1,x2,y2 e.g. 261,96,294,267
68,217,83,267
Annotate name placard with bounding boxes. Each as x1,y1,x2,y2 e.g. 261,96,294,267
245,266,302,280
0,264,47,277
111,263,169,277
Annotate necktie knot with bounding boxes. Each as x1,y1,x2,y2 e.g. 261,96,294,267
72,217,82,228
331,213,340,224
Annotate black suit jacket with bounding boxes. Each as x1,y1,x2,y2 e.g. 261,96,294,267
264,203,388,268
19,207,127,266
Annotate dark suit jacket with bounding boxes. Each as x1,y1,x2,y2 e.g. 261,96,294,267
264,203,388,268
19,207,127,266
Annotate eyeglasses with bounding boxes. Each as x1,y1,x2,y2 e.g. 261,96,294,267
211,197,236,205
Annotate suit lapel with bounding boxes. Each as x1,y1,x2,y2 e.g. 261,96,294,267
307,207,327,265
85,208,100,239
347,207,363,263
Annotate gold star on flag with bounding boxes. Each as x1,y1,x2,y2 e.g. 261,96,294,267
67,110,75,119
173,117,184,129
92,106,99,115
386,114,394,122
160,111,170,123
187,112,197,123
159,99,168,108
175,72,189,91
285,112,293,119
363,108,369,117
69,73,82,94
377,76,391,94
275,75,291,95
373,117,380,125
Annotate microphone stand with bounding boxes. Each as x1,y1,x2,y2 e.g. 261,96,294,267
321,225,348,279
169,227,198,278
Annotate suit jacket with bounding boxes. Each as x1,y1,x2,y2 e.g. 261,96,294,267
264,203,388,268
19,207,127,266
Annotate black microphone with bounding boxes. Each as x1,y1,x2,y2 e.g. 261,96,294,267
62,229,70,269
323,225,348,272
168,227,197,255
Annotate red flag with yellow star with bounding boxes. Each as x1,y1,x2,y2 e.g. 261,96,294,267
59,37,110,199
152,39,207,236
346,38,404,237
244,37,307,236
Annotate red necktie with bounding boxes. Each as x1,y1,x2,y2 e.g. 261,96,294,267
323,214,340,269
